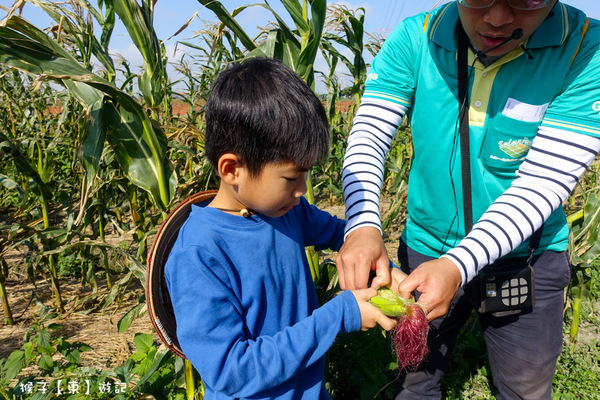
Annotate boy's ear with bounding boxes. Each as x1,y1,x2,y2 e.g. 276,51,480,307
217,153,241,185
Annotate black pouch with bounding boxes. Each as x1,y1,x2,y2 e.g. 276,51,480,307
469,257,535,317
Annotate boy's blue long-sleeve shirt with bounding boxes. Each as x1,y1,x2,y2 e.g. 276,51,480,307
165,197,360,400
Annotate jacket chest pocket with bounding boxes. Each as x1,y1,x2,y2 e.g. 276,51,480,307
480,110,542,178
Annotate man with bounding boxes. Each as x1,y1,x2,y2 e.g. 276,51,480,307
336,0,600,398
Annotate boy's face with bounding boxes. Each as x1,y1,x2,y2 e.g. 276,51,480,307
236,161,309,218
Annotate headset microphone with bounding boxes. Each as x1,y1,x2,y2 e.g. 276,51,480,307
476,28,525,57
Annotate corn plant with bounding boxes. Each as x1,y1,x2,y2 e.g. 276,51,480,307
0,1,188,325
0,5,180,272
172,20,240,193
0,68,70,312
178,19,244,94
322,4,366,108
0,8,176,212
382,123,412,232
197,0,326,88
25,0,116,82
566,169,600,348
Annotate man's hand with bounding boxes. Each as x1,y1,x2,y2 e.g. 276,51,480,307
397,257,462,321
336,227,391,290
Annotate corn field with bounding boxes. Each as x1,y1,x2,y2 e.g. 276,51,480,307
0,1,599,399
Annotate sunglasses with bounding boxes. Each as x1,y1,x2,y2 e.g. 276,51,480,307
457,0,551,10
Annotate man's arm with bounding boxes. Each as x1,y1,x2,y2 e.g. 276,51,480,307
337,97,407,289
399,128,600,319
445,128,600,283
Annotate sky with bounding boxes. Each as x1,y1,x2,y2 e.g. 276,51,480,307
1,0,599,93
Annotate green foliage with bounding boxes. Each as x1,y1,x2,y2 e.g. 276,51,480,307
327,329,398,400
0,328,193,400
439,298,600,399
322,4,367,106
553,340,600,399
566,168,600,347
0,8,177,211
0,300,90,388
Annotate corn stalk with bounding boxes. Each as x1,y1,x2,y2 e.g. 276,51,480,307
0,124,66,312
0,248,13,325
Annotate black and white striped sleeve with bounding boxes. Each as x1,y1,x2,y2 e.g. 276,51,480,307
342,97,408,237
443,127,600,285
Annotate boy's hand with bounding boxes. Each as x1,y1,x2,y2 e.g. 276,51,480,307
389,266,408,293
351,288,397,331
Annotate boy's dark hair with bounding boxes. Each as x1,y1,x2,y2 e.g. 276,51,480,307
204,57,330,177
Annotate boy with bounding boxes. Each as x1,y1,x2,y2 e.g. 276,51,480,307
165,57,402,400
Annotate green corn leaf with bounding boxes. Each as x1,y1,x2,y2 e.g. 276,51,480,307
0,131,49,200
108,0,166,108
197,0,257,52
297,0,326,84
253,30,280,59
81,98,108,194
279,0,309,34
117,303,146,333
103,100,177,203
573,194,600,243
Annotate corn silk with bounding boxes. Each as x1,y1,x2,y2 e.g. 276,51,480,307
369,287,430,371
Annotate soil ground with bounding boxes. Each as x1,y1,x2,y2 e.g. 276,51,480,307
0,277,148,371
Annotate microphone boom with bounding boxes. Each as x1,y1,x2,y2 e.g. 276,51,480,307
477,28,524,57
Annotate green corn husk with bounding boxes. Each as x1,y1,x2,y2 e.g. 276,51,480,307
369,287,413,317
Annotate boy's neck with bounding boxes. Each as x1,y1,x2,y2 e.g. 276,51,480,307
208,187,253,218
